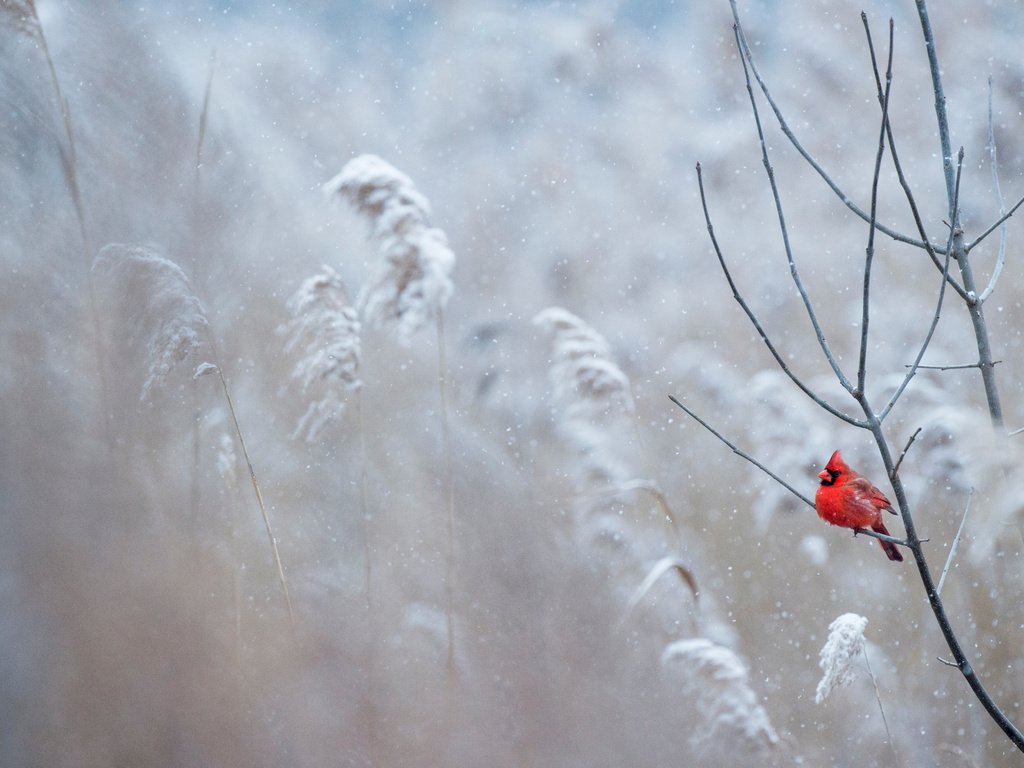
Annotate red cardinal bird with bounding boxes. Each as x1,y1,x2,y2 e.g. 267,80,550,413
815,450,903,562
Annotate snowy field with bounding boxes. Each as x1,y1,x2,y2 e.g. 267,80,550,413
1,1,1022,765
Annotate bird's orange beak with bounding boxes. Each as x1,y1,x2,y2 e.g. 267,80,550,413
817,469,830,482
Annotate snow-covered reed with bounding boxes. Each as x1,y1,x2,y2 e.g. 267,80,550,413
325,154,454,343
815,612,868,703
327,153,459,678
280,265,362,442
93,242,295,622
661,638,779,752
92,243,207,398
815,613,899,762
1,0,42,37
535,306,634,484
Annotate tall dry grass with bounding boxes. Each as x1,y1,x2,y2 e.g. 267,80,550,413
324,153,460,687
93,242,294,625
2,2,1023,766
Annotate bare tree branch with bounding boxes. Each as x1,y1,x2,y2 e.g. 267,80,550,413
695,164,864,426
915,1,956,210
914,0,1006,430
668,395,815,509
904,360,1001,371
852,527,910,548
860,389,1021,751
878,148,960,423
731,24,856,396
860,13,968,300
727,0,941,253
667,395,914,558
892,427,922,478
857,19,895,396
966,193,1024,254
686,3,1024,751
977,77,1007,302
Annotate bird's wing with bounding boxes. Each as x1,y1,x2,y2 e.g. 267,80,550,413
848,475,895,513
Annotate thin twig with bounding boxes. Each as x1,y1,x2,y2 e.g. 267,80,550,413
1008,427,1024,438
190,48,216,277
914,2,1006,430
878,148,961,422
695,164,863,425
915,1,956,210
668,395,815,508
977,76,1007,301
862,388,1021,750
904,361,1001,371
967,193,1024,253
937,488,974,598
862,16,967,424
857,18,895,396
702,4,1023,750
861,13,968,299
891,427,921,477
670,391,911,558
727,0,941,254
852,527,910,548
732,23,855,395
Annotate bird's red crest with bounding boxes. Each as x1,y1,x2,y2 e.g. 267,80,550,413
825,450,848,473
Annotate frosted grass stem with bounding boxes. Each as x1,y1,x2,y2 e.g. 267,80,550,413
209,360,294,626
326,154,457,678
13,2,114,447
438,309,456,679
864,647,901,768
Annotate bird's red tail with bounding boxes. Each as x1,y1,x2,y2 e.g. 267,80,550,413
872,520,904,562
